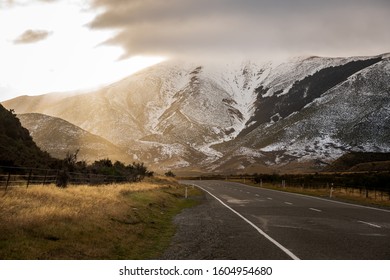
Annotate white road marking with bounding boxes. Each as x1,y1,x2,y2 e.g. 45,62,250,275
274,225,302,229
246,192,251,194
358,220,382,228
255,194,260,197
192,183,300,260
309,208,322,212
267,198,273,200
359,233,386,237
284,202,293,205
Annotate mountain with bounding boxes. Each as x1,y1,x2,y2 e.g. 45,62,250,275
0,104,56,168
210,54,390,173
17,113,129,163
325,152,390,172
3,53,390,173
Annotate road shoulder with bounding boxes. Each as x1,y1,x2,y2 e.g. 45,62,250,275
161,191,289,260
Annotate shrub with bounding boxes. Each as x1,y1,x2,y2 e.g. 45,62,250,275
165,171,176,178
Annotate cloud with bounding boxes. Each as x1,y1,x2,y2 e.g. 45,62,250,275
13,29,52,44
1,0,57,8
89,0,390,60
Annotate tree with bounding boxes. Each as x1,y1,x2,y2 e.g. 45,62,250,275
56,149,79,188
63,149,79,172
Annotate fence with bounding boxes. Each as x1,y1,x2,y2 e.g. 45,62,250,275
180,173,390,201
0,166,131,191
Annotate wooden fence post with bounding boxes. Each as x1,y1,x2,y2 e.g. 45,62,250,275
42,170,48,186
55,170,59,186
5,172,11,191
26,169,32,188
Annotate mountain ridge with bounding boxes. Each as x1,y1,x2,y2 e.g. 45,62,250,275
0,104,56,168
3,53,389,173
17,113,129,163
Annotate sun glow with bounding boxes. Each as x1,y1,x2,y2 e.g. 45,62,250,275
0,1,165,100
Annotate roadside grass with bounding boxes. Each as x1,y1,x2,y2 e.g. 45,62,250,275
0,177,202,259
228,179,390,208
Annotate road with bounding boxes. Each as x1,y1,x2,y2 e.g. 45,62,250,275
181,180,390,260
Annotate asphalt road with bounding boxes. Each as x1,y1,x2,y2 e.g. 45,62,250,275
180,180,390,260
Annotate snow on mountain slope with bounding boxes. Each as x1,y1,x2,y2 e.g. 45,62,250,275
210,55,390,172
258,56,363,97
3,53,389,173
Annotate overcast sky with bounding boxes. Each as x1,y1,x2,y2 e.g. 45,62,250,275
89,0,390,59
1,0,389,100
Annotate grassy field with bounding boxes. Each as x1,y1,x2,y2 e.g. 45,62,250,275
0,177,201,260
229,179,390,208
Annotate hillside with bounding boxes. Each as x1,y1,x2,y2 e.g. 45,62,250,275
0,104,56,168
18,113,129,163
211,55,390,173
325,152,390,172
3,53,390,173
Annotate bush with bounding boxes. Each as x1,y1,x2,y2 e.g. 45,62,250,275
165,171,176,177
56,170,69,188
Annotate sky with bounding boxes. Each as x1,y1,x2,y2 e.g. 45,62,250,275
1,0,389,101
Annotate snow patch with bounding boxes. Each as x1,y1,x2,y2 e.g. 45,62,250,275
234,147,264,158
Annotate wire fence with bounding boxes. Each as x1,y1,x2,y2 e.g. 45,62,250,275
0,165,131,191
180,173,390,201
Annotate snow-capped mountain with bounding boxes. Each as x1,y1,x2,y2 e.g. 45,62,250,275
3,53,390,173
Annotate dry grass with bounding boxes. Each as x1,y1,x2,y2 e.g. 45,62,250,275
0,178,201,259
